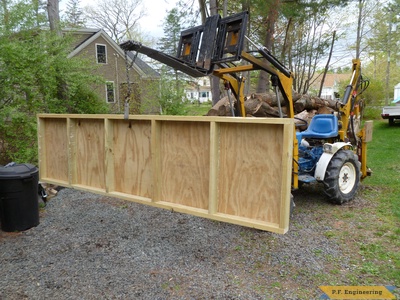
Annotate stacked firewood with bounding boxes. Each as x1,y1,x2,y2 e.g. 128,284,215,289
206,91,341,129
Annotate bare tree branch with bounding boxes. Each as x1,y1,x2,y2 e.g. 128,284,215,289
84,0,145,43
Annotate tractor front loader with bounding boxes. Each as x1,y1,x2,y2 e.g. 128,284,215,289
120,11,372,205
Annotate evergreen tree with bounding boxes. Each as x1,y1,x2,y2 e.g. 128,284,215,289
63,0,86,28
155,1,199,114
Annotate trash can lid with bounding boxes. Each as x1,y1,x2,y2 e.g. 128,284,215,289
0,163,38,179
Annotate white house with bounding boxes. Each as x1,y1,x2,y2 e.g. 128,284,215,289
393,83,400,104
311,73,351,100
185,77,212,103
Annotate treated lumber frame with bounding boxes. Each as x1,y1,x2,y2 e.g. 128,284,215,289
37,114,293,234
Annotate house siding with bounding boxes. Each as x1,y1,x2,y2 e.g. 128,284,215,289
68,32,159,114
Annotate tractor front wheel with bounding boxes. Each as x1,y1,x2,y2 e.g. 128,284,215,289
323,150,361,204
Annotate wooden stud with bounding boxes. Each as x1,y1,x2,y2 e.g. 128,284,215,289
151,119,162,202
279,122,294,232
104,118,115,193
208,121,219,215
68,118,77,186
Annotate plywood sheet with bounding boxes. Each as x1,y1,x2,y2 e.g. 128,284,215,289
112,120,153,197
74,119,106,189
37,114,293,234
217,123,283,224
159,121,210,210
38,118,69,183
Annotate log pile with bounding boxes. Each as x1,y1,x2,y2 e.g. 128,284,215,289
206,91,340,129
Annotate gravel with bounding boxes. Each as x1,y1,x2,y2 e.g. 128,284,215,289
0,186,352,299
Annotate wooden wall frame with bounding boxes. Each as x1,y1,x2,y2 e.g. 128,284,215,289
37,114,294,234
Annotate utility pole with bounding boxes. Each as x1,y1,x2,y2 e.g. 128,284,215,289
385,9,393,106
355,0,363,59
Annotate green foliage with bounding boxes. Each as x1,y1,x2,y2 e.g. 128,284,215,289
0,30,106,113
0,107,38,164
158,0,197,56
156,1,197,113
361,78,385,106
66,85,109,114
0,0,48,32
362,106,381,120
159,75,188,115
0,1,110,164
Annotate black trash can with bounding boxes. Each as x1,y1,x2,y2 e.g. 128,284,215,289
0,163,39,232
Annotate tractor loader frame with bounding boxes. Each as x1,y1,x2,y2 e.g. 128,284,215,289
120,11,372,204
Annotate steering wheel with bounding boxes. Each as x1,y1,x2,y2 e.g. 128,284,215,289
294,117,308,129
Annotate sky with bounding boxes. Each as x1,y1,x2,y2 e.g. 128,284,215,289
139,0,180,38
59,0,181,39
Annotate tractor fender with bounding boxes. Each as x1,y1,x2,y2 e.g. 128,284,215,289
314,142,353,181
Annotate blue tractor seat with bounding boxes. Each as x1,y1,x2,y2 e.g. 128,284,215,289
299,114,339,139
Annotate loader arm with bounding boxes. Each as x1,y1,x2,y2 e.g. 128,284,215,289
339,58,361,141
120,11,299,187
120,11,295,118
337,58,371,179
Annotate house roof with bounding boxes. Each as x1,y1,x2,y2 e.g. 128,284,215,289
310,73,351,89
65,28,159,79
126,52,160,78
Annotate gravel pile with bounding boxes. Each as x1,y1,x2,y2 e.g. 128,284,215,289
0,187,349,299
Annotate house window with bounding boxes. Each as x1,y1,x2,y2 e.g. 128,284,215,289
96,44,107,64
106,82,115,103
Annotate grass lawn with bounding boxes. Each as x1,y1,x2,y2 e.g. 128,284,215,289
366,120,400,219
354,120,400,285
293,119,400,292
184,102,212,116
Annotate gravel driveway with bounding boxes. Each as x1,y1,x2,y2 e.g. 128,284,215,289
0,186,356,299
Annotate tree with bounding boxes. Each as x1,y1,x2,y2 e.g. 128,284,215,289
1,0,47,32
0,0,108,164
84,0,145,43
154,1,199,113
47,0,61,34
366,0,400,105
62,0,86,28
272,0,351,94
158,67,187,115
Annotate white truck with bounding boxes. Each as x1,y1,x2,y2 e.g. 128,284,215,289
381,105,400,125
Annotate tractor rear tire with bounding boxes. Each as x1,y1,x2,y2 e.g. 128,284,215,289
323,150,361,204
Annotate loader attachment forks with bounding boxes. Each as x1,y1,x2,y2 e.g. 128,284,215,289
176,12,248,68
212,12,248,64
177,14,220,70
120,10,293,117
120,11,249,78
177,25,205,66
